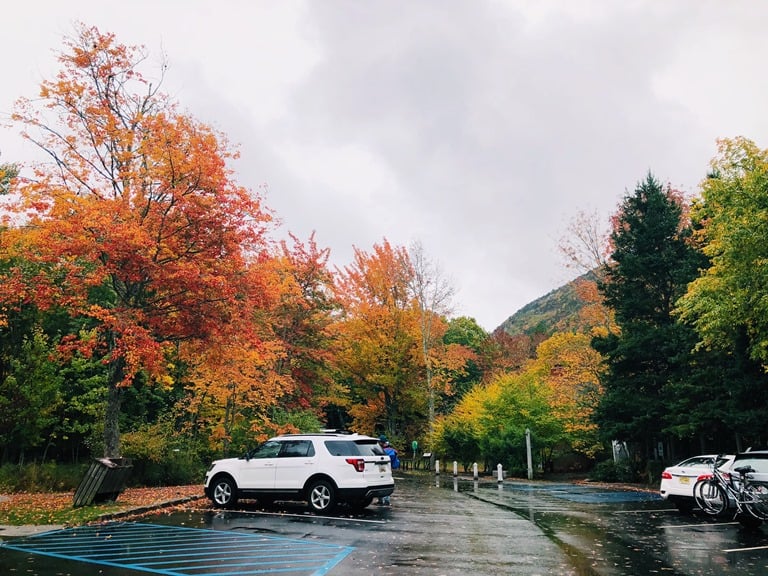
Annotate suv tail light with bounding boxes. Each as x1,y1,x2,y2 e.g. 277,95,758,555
345,458,365,472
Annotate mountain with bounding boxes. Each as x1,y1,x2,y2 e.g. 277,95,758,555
496,272,592,336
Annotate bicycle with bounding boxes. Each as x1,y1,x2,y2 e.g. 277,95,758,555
693,454,768,527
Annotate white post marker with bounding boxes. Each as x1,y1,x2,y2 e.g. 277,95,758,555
453,461,458,477
526,428,533,481
497,463,503,483
473,462,478,481
435,459,440,476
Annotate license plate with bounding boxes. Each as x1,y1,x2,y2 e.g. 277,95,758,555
679,477,690,485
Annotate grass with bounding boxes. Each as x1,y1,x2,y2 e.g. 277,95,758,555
0,485,204,526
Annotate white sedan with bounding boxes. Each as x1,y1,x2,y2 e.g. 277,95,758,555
659,454,734,511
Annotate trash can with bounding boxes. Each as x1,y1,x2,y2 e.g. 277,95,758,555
73,457,133,507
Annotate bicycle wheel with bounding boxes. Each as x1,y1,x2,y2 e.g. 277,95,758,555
743,483,768,520
693,478,728,515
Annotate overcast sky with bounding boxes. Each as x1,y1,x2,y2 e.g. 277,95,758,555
2,1,767,331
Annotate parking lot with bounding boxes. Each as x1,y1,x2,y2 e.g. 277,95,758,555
3,472,768,575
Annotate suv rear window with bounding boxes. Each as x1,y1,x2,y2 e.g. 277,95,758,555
734,454,768,473
324,439,385,456
324,440,361,456
356,440,385,456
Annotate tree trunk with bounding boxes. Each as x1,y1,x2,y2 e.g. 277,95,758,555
104,381,124,458
103,356,126,458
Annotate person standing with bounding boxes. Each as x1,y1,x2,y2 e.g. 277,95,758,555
377,435,399,505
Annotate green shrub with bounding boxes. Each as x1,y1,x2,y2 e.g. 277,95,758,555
129,452,207,487
121,419,210,486
0,462,88,492
645,460,666,485
589,459,638,483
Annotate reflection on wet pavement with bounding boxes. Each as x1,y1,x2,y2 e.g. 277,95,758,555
3,474,768,575
453,476,768,575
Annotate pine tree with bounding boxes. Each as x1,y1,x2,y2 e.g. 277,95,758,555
593,174,703,459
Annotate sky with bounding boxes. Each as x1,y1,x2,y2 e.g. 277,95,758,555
2,1,768,331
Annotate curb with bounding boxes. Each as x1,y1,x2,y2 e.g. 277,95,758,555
0,494,207,539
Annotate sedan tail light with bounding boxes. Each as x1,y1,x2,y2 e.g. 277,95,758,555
345,458,365,472
696,473,713,481
661,470,672,480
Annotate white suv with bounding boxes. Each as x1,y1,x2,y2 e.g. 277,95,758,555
203,432,395,513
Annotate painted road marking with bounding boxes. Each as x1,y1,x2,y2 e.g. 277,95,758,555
2,521,353,576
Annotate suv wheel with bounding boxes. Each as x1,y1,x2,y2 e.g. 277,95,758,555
211,475,238,508
307,479,335,513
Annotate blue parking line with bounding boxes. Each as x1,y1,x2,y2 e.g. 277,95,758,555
1,522,354,575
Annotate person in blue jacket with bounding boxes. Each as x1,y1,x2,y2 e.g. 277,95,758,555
378,435,399,505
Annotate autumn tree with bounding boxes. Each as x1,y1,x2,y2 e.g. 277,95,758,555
409,242,473,433
435,328,603,473
332,239,473,445
678,137,768,365
441,368,561,474
3,25,273,458
559,209,610,275
528,332,603,458
559,209,616,338
676,137,768,449
268,233,342,422
332,240,421,440
432,380,496,471
488,329,539,372
441,316,487,410
0,161,18,195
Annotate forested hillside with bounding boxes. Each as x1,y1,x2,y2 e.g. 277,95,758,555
496,272,594,338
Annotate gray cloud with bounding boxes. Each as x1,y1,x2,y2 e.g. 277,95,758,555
2,1,766,330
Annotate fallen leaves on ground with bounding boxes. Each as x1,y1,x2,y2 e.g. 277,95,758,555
0,485,205,526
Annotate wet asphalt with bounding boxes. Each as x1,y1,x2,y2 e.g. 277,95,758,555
2,471,768,575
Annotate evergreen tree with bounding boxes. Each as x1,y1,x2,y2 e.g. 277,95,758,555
593,174,704,459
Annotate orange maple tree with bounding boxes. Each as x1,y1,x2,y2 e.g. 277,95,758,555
2,24,274,457
332,239,473,442
268,233,342,413
333,240,420,437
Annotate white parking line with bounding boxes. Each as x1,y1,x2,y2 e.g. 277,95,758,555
723,545,768,553
209,508,388,524
612,508,675,513
660,522,739,529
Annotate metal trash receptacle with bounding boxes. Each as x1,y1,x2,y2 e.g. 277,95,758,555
73,457,133,507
